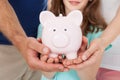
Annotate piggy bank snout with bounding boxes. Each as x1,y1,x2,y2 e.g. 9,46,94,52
52,34,69,48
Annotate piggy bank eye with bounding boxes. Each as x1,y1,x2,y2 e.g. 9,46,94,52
53,29,56,32
64,29,67,31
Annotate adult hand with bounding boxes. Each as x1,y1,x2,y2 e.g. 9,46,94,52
19,37,65,72
0,0,65,73
67,38,103,80
82,38,106,62
80,38,105,68
68,54,102,80
68,38,102,80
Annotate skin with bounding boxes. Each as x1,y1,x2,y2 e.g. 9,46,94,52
41,0,120,80
68,5,120,80
0,0,66,72
75,6,120,69
41,0,99,80
63,0,89,14
39,36,88,79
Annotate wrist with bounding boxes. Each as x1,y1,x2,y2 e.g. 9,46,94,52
78,72,96,80
12,34,28,53
98,37,110,50
78,74,96,80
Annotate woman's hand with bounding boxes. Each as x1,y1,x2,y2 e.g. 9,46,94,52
82,38,105,61
67,38,104,80
68,38,104,69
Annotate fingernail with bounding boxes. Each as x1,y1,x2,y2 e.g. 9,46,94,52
43,47,49,54
59,66,64,70
64,69,69,72
67,66,71,68
82,55,87,61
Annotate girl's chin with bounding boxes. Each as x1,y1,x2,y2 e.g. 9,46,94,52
69,8,80,11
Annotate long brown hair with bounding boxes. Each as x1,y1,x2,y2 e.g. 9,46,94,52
49,0,107,35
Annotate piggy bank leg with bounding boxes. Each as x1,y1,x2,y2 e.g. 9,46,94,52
66,52,77,59
49,53,58,58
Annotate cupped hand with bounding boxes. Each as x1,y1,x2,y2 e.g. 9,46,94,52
67,38,104,71
66,37,103,80
19,37,65,72
82,38,105,61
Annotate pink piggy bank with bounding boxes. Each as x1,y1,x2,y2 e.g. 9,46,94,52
39,10,83,59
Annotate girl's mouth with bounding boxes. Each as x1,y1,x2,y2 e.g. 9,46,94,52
69,1,80,6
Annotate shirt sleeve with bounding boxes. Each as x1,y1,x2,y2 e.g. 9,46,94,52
37,24,43,38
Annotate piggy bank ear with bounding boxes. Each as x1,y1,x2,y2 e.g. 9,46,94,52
67,10,83,26
39,11,55,27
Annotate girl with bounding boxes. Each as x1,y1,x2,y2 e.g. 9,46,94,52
37,0,108,80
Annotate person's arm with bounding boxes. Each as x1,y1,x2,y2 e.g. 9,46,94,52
0,0,27,46
67,7,120,80
100,6,120,47
0,0,64,72
82,6,120,60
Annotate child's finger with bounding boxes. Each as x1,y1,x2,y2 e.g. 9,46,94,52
54,58,58,63
73,57,82,64
58,55,63,59
40,55,48,62
62,59,68,67
47,58,54,63
81,36,88,51
68,59,74,65
63,59,73,66
37,38,42,43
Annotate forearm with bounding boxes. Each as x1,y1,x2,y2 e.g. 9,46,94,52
0,0,27,48
77,59,101,80
79,75,96,80
100,7,120,47
77,71,96,80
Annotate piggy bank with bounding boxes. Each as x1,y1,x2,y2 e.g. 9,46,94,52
39,10,83,59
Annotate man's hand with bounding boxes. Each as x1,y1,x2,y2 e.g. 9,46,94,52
19,37,65,72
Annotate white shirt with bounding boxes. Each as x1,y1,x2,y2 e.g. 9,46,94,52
100,0,120,71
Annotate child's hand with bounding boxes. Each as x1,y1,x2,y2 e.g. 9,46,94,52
63,36,88,67
40,54,62,63
37,38,68,72
37,38,63,63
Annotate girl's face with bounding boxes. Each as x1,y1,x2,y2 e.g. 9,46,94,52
63,0,89,14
